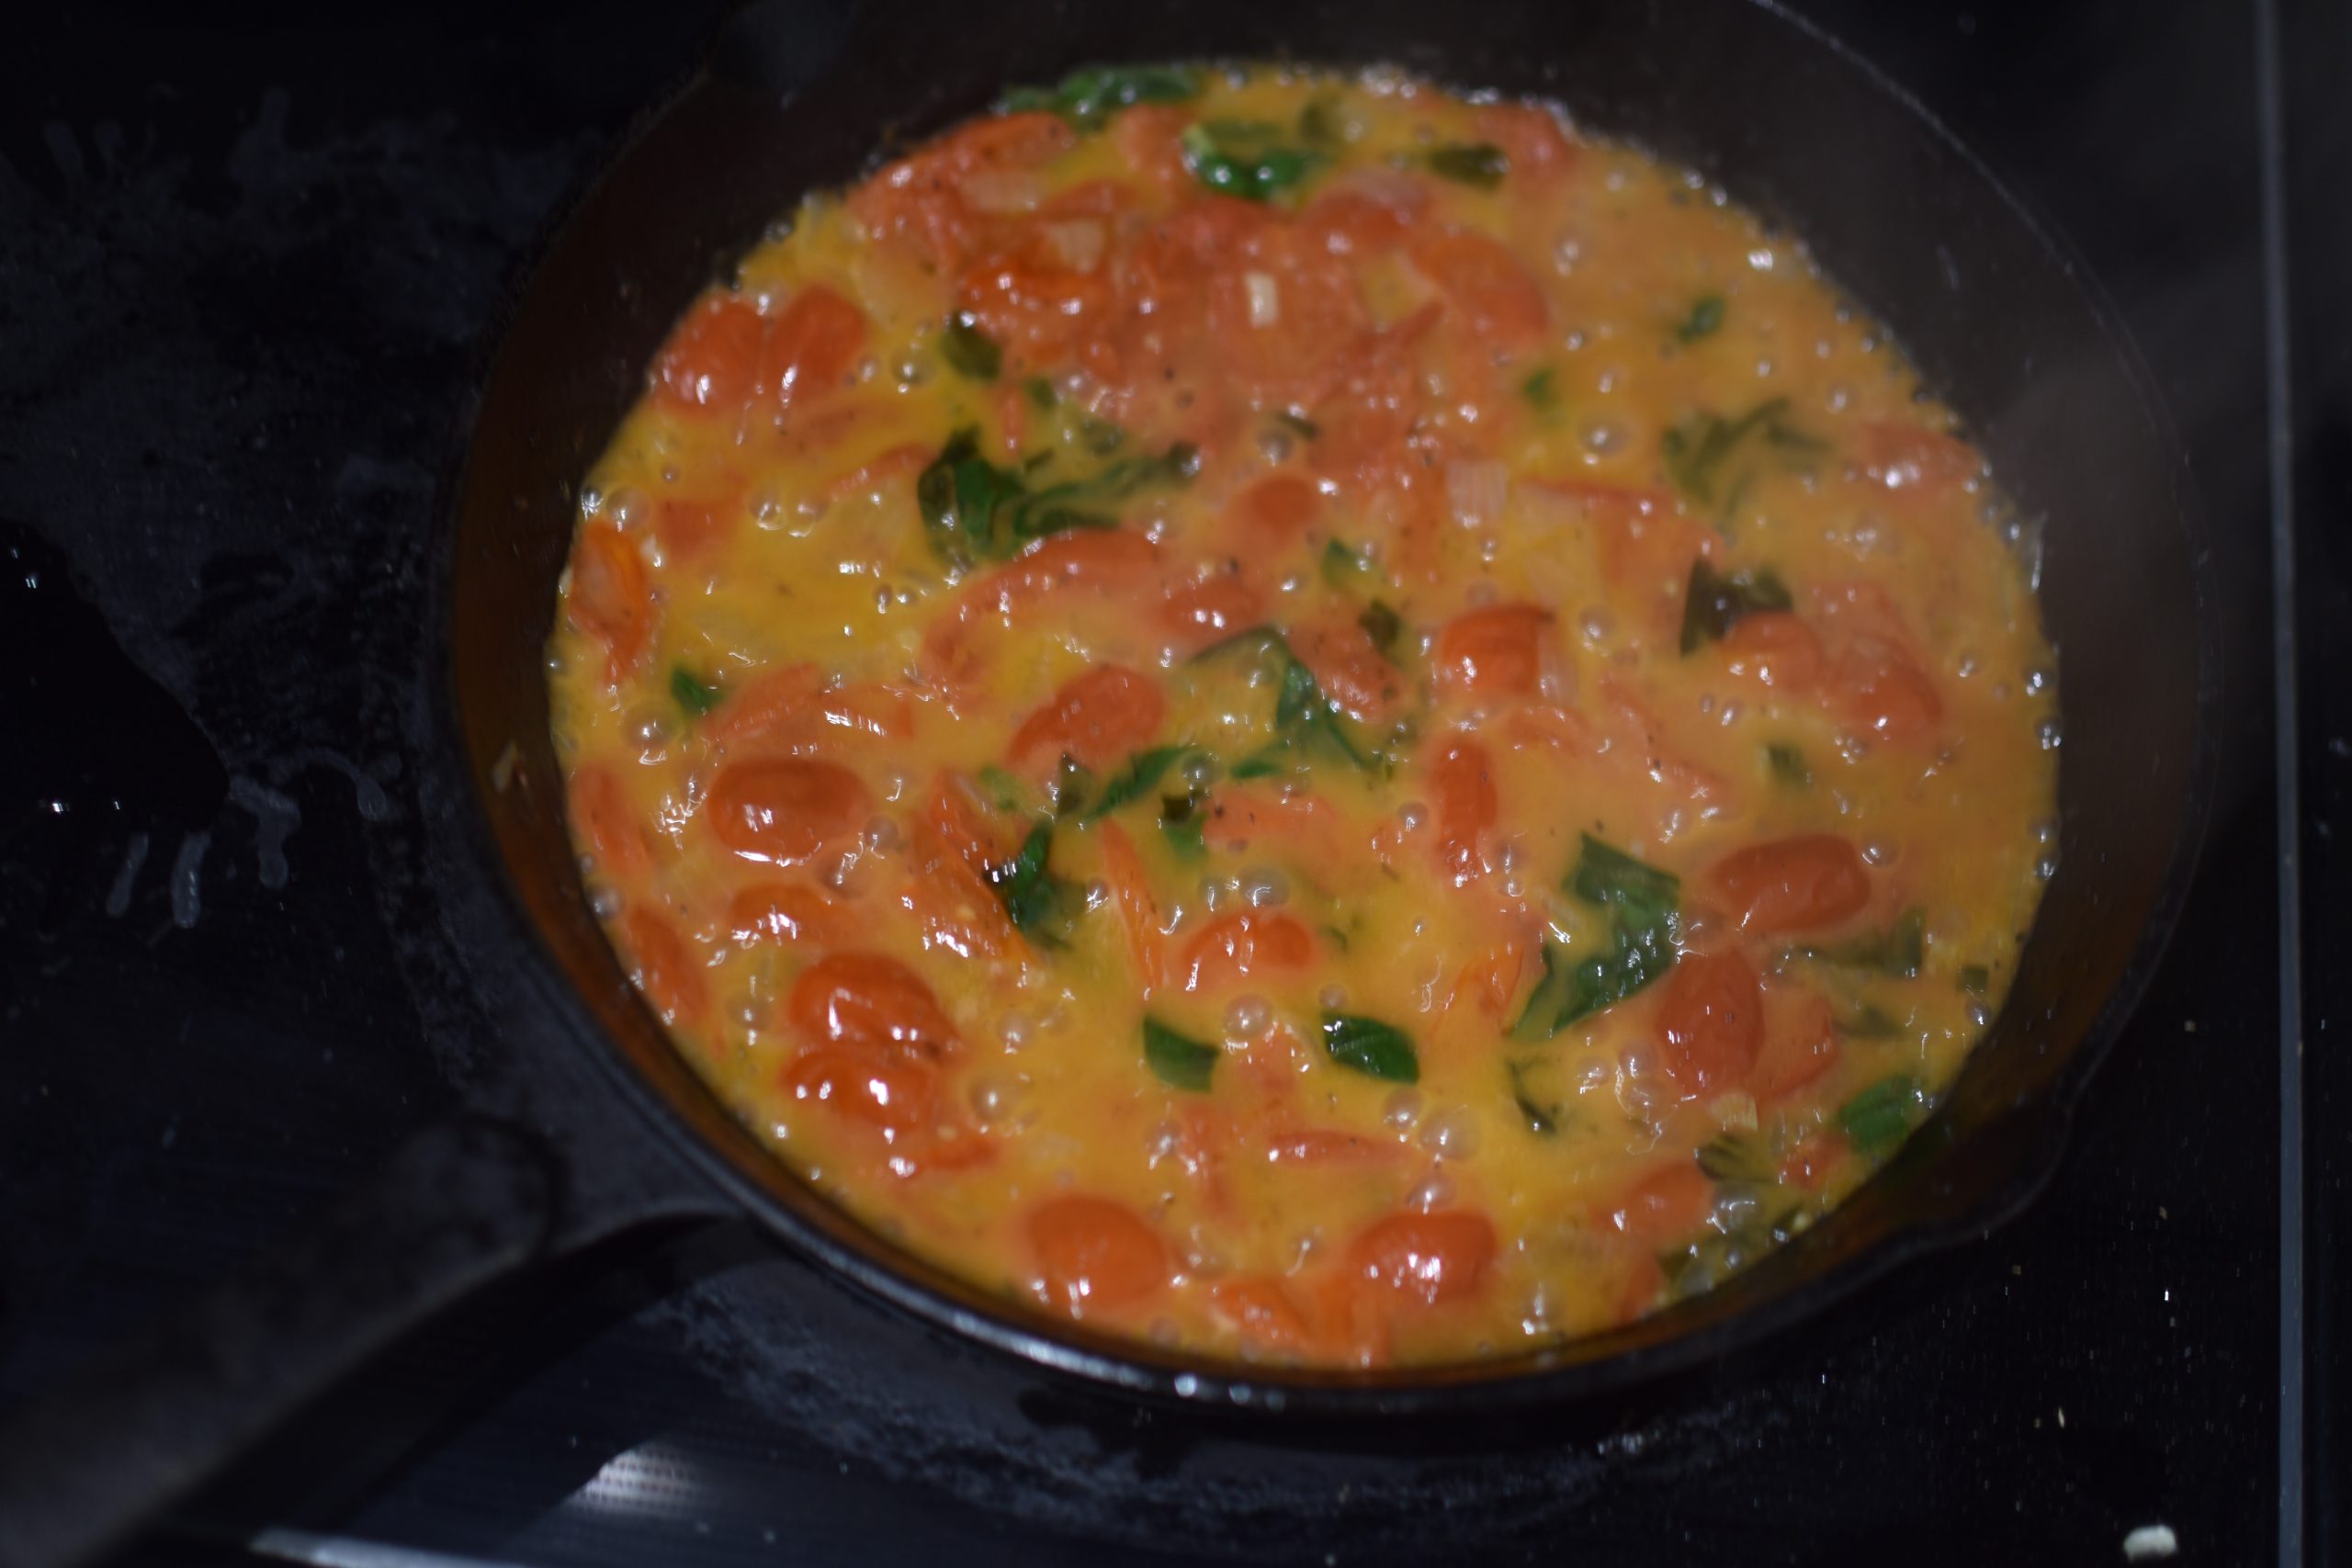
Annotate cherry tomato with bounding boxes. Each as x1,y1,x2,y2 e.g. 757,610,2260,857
1710,834,1871,934
1428,737,1498,880
1114,103,1195,192
1609,1162,1713,1245
961,234,1116,367
705,758,870,866
919,773,1009,874
786,952,959,1058
1010,663,1167,769
727,881,851,947
1346,1210,1498,1305
1158,569,1266,655
760,283,868,412
650,293,765,415
1209,1276,1314,1348
567,524,653,685
703,665,912,753
1303,176,1427,254
784,1047,936,1141
652,491,740,561
1406,229,1547,349
1207,225,1370,406
1830,637,1944,742
1718,610,1826,690
1095,819,1166,991
899,856,1019,962
1291,616,1398,725
1656,948,1765,1093
1028,1195,1169,1314
1749,987,1841,1104
617,907,707,1026
568,762,653,881
825,441,933,503
1224,472,1322,543
1434,603,1552,697
1179,909,1317,993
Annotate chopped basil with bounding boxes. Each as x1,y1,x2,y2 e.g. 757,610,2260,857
1275,410,1321,441
1958,964,1991,997
1506,1059,1561,1135
1023,375,1057,412
1002,63,1202,130
1660,396,1826,508
669,667,722,717
1425,141,1508,189
1087,745,1205,819
1357,600,1403,656
1679,558,1794,654
1159,802,1207,860
1196,626,1380,778
1181,119,1324,202
1513,835,1681,1040
1696,1132,1774,1183
1296,96,1345,149
1674,294,1726,344
1048,757,1093,818
939,312,1001,380
1794,908,1926,979
1838,1002,1907,1040
974,765,1033,816
918,427,1195,566
1321,1012,1419,1083
1521,366,1560,412
1766,742,1812,787
1838,1075,1920,1158
1319,538,1378,591
1142,1016,1219,1091
988,820,1083,947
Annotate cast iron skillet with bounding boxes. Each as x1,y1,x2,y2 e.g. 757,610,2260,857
0,0,2218,1562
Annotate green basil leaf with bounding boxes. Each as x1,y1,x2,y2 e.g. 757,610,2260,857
1425,141,1508,189
1521,366,1560,413
988,820,1083,947
1357,600,1402,656
1674,294,1726,343
1766,742,1812,787
1958,964,1991,997
1696,1132,1774,1182
1794,908,1926,979
1506,1059,1560,1135
939,312,1002,380
1088,746,1201,818
670,667,722,717
1009,64,1204,130
1181,119,1325,202
1661,396,1825,509
1838,1075,1920,1158
1514,837,1682,1039
1679,558,1795,654
1838,1002,1907,1040
1321,1012,1419,1083
1143,1016,1219,1091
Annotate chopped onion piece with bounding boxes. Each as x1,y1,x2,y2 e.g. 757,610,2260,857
1041,219,1105,274
1245,270,1280,328
1446,459,1510,528
960,168,1044,215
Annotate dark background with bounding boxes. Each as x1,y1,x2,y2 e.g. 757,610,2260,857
0,0,2335,1562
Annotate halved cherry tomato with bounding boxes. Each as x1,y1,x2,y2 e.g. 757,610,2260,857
1719,610,1826,691
1114,103,1194,192
1179,909,1317,993
760,283,869,412
1209,1275,1314,1349
1207,225,1371,406
1029,1195,1169,1314
1655,948,1765,1093
1291,617,1398,724
825,441,933,503
1710,834,1871,935
702,664,912,752
1609,1162,1713,1245
1428,737,1498,880
727,881,852,947
1406,229,1547,349
1010,663,1167,769
920,772,1009,874
784,1047,935,1141
1303,175,1427,254
850,110,1078,270
705,758,870,865
617,907,707,1027
568,762,653,880
1095,820,1167,991
1158,569,1266,654
1224,472,1322,543
650,293,765,415
1434,604,1552,698
1346,1210,1497,1305
1830,637,1944,742
786,952,959,1058
567,524,653,685
1750,987,1840,1104
899,856,1019,961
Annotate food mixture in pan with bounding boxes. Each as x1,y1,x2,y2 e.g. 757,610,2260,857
548,64,2057,1367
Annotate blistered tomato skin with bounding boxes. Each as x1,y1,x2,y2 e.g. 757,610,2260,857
551,65,2057,1369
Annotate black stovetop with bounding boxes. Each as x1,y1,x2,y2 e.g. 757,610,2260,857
3,1,2338,1563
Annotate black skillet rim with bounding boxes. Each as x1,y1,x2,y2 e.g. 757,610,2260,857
435,0,2225,1418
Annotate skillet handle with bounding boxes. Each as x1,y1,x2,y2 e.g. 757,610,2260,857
0,1115,557,1568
